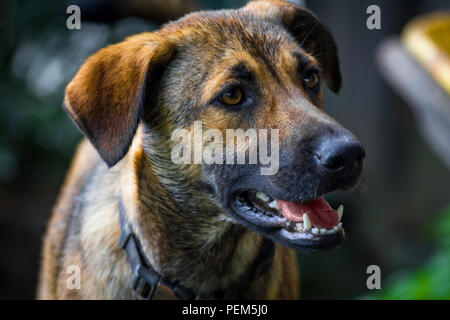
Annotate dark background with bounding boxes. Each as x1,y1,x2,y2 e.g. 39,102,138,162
0,0,449,299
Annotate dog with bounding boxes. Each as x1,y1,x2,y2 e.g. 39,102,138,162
38,0,365,299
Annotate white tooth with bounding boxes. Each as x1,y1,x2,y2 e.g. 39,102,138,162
320,228,327,234
303,214,311,231
337,205,344,222
327,229,335,234
312,228,319,234
338,222,342,227
268,200,279,210
333,226,339,231
256,191,270,202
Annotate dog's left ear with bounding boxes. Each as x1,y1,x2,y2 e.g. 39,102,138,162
245,0,341,93
64,33,174,167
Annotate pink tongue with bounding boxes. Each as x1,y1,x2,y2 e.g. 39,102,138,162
277,197,338,229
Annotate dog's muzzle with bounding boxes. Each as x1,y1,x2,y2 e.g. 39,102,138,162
225,127,365,252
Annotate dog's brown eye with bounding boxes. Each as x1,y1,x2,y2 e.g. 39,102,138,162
303,72,319,89
222,87,243,105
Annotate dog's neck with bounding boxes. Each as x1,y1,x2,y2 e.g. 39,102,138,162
117,128,272,298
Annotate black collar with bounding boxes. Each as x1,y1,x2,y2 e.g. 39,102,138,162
118,201,275,300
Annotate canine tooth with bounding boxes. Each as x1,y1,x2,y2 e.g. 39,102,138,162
256,192,269,202
303,214,311,231
268,200,279,209
311,228,319,234
338,222,342,227
337,205,344,222
327,229,335,234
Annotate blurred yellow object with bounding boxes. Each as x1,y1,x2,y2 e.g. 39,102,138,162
402,12,450,95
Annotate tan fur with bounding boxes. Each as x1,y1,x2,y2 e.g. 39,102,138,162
38,139,99,299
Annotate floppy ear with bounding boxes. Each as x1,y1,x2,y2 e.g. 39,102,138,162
64,33,174,167
245,0,341,92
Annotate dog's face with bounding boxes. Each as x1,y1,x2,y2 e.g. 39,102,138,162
64,0,365,252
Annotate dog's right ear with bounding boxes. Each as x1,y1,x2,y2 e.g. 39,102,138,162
64,33,174,167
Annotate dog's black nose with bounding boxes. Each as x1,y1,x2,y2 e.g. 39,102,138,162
315,134,365,174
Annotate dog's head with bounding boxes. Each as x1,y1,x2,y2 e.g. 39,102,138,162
64,0,365,252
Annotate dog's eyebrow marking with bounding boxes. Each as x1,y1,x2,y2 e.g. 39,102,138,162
293,51,322,72
202,62,256,105
230,63,254,82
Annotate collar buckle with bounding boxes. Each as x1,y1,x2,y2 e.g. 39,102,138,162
131,264,160,299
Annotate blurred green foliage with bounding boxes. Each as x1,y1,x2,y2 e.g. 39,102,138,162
366,205,450,299
0,1,160,183
0,0,76,182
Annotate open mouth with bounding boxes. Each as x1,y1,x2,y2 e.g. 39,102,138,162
230,190,345,251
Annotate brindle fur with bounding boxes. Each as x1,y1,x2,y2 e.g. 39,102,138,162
38,0,344,299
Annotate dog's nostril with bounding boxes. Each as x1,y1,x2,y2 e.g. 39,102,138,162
317,140,365,173
323,155,345,171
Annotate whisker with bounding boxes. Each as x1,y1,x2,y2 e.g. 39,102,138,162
299,22,319,48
